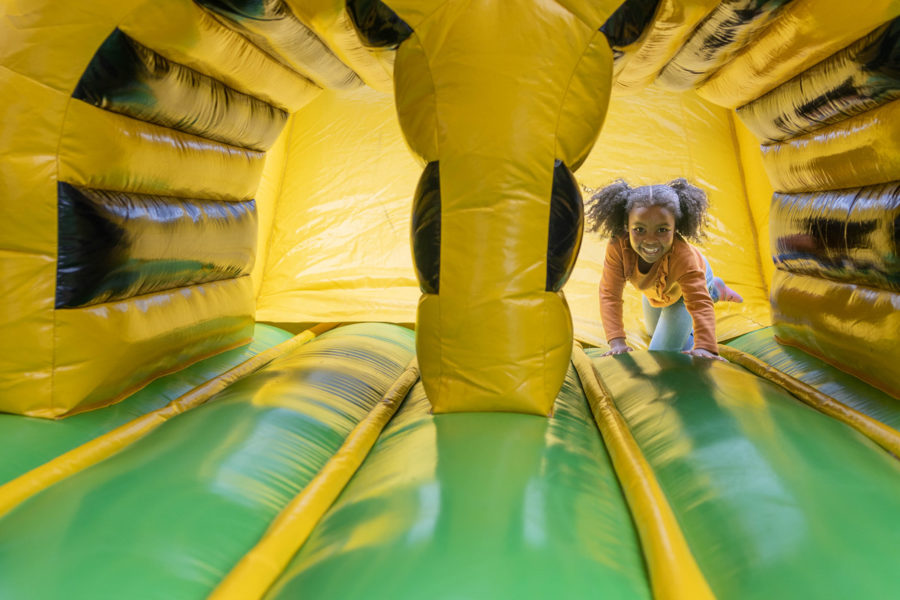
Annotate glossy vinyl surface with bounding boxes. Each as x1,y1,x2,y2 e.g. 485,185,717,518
0,324,292,486
770,182,900,291
658,0,797,92
771,269,900,398
588,349,900,599
118,0,321,112
266,364,652,600
737,17,900,143
196,0,361,90
53,277,255,416
346,0,413,48
74,29,289,151
60,100,266,201
613,0,720,93
56,183,257,308
281,0,397,93
760,98,900,193
727,327,900,430
696,0,899,108
0,323,415,600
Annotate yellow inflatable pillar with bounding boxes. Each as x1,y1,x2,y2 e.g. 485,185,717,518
385,0,619,414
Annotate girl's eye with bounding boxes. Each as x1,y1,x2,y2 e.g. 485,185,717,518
632,227,644,234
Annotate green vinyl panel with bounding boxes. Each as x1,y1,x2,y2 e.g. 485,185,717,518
0,323,293,485
588,349,900,600
267,363,653,600
727,326,900,429
0,323,414,600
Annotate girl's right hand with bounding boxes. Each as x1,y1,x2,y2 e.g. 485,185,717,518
602,338,633,357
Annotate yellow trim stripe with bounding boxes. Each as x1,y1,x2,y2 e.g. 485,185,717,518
209,358,420,600
0,323,336,520
718,345,900,457
572,346,715,600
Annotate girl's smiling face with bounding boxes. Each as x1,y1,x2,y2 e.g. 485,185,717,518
628,205,675,264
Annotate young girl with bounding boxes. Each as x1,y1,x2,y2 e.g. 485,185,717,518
586,178,742,360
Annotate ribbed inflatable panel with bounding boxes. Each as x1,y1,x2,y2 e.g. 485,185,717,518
196,0,362,90
266,363,652,600
727,327,900,429
612,0,720,93
696,0,899,108
56,183,257,308
737,18,900,142
760,99,900,193
588,350,900,599
770,182,900,290
74,29,289,151
119,0,321,111
771,269,900,397
0,324,415,599
657,0,796,92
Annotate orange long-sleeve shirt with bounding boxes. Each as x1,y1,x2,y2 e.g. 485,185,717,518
599,235,718,353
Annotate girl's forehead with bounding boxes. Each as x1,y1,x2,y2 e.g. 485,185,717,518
628,204,676,222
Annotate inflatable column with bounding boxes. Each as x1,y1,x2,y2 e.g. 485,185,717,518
353,1,619,414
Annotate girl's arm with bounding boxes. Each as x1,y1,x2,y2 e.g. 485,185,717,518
599,239,631,354
676,256,719,356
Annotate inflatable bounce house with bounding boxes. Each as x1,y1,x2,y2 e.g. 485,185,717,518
2,0,899,598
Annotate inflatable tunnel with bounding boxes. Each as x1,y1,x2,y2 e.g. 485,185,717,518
1,1,898,598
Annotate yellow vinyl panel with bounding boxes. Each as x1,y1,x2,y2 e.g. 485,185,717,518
1,1,146,413
284,0,395,93
254,87,422,325
760,100,900,194
28,277,256,418
570,86,772,348
613,0,720,94
771,270,900,399
392,35,437,163
59,100,266,200
252,120,292,299
390,0,619,414
0,0,154,93
0,67,61,411
255,79,770,354
120,0,321,112
732,116,775,294
697,0,900,109
385,0,619,31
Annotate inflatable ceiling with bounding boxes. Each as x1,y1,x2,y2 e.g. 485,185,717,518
1,1,898,598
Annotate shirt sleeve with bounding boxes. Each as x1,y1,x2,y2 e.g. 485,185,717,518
674,249,718,353
599,239,628,343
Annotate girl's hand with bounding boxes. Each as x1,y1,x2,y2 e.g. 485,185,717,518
602,338,633,357
682,348,726,362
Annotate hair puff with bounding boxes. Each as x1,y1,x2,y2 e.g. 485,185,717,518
585,179,631,238
666,178,709,242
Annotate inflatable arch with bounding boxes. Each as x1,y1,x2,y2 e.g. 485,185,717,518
1,0,898,598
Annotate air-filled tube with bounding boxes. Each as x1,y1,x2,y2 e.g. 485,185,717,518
391,0,618,414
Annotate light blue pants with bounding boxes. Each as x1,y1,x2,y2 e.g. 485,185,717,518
642,259,721,351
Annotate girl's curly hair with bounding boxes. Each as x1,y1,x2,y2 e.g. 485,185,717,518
585,178,709,242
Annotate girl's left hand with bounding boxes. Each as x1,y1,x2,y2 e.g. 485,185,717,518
682,348,726,362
